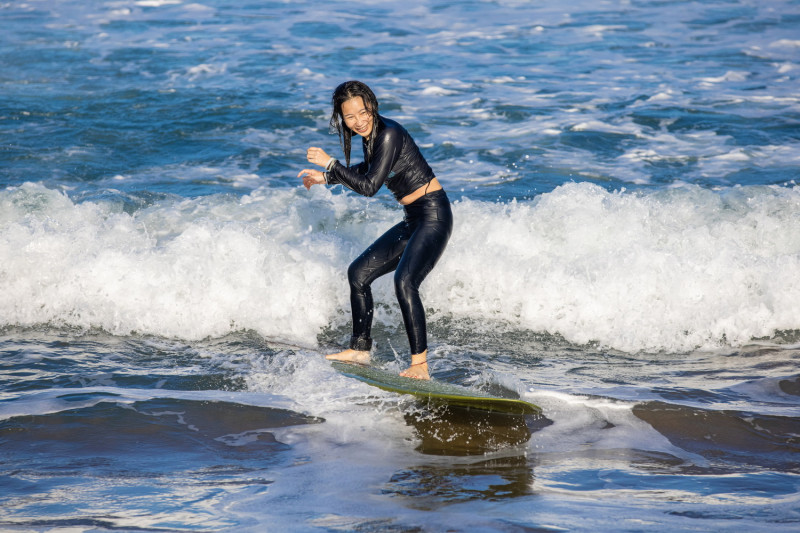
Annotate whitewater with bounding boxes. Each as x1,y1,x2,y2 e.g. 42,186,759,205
2,181,800,353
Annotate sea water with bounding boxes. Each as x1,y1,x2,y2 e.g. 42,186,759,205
1,0,799,531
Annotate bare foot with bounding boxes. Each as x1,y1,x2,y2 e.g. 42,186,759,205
399,361,429,380
325,348,370,365
399,350,430,380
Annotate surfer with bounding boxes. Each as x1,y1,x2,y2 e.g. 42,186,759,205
298,80,453,380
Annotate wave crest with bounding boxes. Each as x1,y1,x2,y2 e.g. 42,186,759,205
2,182,799,352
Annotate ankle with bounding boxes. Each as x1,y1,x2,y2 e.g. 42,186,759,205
409,349,428,367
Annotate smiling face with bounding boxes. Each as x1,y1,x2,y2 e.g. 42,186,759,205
341,96,374,138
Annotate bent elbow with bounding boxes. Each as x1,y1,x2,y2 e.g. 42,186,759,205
360,183,382,197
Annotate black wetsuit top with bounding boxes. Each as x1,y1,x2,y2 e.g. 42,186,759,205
326,115,435,201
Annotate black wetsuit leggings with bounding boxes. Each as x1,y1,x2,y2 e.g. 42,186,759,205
347,189,453,355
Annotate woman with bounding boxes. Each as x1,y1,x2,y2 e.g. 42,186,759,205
298,80,453,380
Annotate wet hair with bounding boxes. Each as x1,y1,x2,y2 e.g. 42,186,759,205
329,80,379,167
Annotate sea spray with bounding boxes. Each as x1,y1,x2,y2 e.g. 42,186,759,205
432,182,800,352
2,181,800,352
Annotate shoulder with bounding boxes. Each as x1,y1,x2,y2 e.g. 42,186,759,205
374,116,407,146
377,116,406,136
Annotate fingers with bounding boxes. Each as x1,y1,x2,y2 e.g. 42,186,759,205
306,146,329,166
298,169,321,190
300,147,329,191
306,147,317,163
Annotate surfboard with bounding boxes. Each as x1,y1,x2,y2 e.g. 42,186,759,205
331,361,541,415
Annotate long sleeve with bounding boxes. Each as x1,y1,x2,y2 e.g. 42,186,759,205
326,125,402,197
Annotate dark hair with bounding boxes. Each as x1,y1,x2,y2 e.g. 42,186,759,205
329,80,379,167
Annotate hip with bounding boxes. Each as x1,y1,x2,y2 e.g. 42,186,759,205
403,188,452,228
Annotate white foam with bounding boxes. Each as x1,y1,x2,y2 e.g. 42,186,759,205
700,71,750,84
770,39,800,48
186,63,227,78
2,181,800,353
526,390,704,463
420,86,458,96
184,3,213,13
136,0,183,6
646,91,675,102
571,119,643,136
578,25,628,38
0,183,354,345
425,182,800,352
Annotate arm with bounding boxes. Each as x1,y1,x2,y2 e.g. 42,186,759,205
326,127,402,197
298,146,369,190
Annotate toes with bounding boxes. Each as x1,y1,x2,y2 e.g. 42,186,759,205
399,370,429,380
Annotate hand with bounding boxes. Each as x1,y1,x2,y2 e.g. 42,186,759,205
306,146,332,168
297,168,325,190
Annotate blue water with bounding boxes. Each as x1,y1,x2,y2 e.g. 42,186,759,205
2,0,799,531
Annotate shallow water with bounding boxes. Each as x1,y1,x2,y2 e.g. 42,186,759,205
2,0,799,531
1,328,798,531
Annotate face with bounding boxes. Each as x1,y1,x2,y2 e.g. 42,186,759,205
341,96,374,138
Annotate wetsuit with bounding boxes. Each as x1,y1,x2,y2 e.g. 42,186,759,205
325,116,453,354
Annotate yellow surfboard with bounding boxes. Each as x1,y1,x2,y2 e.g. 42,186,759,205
331,361,541,415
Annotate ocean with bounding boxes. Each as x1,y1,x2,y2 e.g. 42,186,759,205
1,0,799,531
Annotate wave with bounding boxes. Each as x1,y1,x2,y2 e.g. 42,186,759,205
2,182,799,352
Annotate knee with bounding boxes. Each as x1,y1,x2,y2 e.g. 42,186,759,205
348,260,368,290
394,270,418,301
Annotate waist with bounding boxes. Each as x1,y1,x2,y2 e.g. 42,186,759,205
402,188,450,220
398,177,443,205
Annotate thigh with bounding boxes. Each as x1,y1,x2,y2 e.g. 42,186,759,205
395,218,451,286
349,220,411,286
